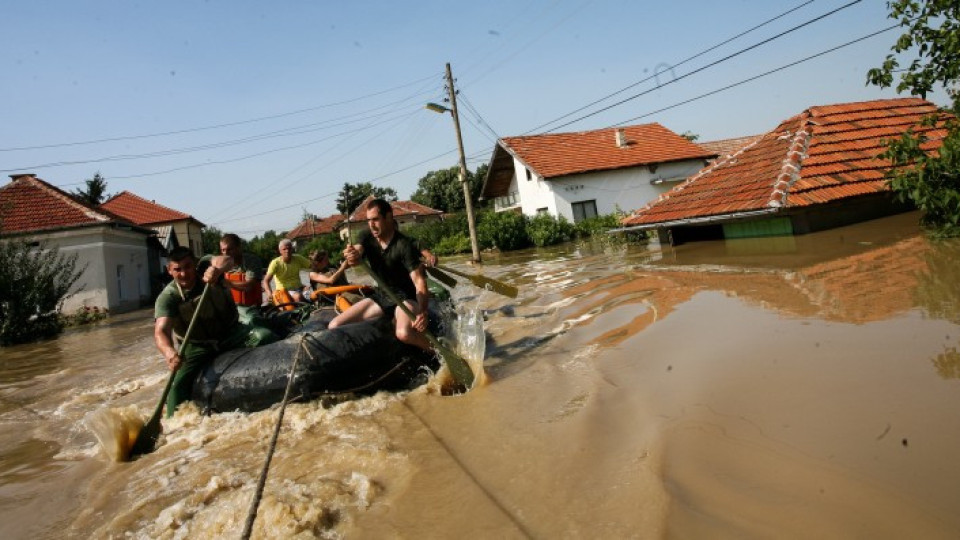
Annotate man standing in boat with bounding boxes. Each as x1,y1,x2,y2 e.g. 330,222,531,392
154,247,277,417
262,239,312,304
329,198,430,350
219,233,265,308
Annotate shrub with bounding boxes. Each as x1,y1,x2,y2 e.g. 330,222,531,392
61,305,110,327
432,233,473,255
526,213,573,247
477,210,530,251
0,239,85,346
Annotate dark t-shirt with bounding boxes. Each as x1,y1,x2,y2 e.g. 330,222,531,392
358,229,421,300
154,255,239,342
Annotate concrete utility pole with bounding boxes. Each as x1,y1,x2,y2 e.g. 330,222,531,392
444,62,482,264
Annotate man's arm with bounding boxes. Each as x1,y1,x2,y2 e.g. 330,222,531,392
154,316,181,371
262,271,274,298
343,243,364,266
409,266,429,332
309,260,350,285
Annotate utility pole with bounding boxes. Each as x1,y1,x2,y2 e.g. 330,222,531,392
444,63,482,264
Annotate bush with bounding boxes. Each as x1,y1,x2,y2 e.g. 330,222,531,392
477,210,530,251
526,213,573,247
61,305,110,327
574,213,624,238
0,239,85,346
298,234,347,264
405,213,469,251
432,233,473,255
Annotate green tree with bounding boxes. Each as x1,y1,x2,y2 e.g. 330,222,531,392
866,0,960,236
201,226,224,255
0,239,85,346
411,163,488,212
335,182,398,215
73,172,111,206
247,230,285,263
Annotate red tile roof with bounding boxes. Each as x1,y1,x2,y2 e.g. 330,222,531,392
346,196,443,222
482,123,715,198
504,123,715,178
0,174,131,235
287,213,345,240
100,190,203,227
623,98,948,227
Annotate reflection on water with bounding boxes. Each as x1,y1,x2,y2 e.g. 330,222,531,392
2,211,960,538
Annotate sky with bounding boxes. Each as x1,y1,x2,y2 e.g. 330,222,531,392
1,0,950,239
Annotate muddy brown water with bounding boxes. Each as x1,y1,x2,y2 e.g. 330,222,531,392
1,211,959,539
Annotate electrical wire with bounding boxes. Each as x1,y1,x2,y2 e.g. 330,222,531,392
543,0,863,133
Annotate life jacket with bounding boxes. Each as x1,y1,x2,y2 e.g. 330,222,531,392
272,288,296,311
224,270,260,307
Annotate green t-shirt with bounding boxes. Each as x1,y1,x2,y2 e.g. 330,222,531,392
267,254,312,290
154,255,239,342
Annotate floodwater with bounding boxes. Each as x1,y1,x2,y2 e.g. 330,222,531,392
2,210,959,539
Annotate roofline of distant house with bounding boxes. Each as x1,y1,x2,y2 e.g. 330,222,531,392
612,208,780,233
0,220,156,239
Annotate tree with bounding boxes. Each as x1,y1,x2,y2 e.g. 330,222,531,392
411,163,488,212
335,182,398,215
0,239,85,345
247,230,285,263
866,0,960,236
201,226,224,255
73,173,111,206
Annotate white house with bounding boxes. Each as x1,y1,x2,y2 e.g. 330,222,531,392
0,174,158,314
481,123,716,222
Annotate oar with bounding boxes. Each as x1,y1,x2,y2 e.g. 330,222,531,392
360,261,475,388
436,264,518,298
425,266,457,288
129,283,211,458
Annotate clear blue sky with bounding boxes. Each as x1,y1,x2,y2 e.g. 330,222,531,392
1,1,948,238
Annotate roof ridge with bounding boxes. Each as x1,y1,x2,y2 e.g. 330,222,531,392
22,175,114,223
769,114,813,208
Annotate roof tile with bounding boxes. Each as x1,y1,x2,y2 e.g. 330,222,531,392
0,174,127,234
100,190,201,227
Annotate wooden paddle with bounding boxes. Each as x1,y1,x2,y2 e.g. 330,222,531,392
360,261,475,388
129,283,211,458
425,266,458,288
436,264,518,298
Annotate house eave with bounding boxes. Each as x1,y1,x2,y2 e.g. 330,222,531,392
612,208,781,233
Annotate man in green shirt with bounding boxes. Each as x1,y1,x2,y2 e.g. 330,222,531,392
154,246,277,417
329,198,430,350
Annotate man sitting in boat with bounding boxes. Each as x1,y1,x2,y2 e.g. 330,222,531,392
329,198,430,350
219,233,265,308
262,239,312,305
154,247,278,417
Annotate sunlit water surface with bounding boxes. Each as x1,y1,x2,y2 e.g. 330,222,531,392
2,211,959,539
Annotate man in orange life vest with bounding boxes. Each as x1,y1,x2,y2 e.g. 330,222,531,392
218,233,265,307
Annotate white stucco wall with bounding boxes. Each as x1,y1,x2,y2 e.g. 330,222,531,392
25,226,152,314
512,158,706,222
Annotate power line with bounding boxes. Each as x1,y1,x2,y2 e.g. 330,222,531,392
544,0,863,133
0,73,440,152
612,23,900,126
524,0,816,134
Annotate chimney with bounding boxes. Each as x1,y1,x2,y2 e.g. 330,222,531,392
615,129,627,148
9,173,37,181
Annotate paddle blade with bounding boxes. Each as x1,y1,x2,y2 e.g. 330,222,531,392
438,265,518,298
128,415,162,458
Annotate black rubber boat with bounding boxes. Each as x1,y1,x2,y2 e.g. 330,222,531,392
191,303,446,414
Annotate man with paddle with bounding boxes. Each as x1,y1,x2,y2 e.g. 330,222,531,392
154,247,277,417
329,198,431,350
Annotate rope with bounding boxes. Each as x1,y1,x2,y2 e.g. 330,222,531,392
240,334,312,539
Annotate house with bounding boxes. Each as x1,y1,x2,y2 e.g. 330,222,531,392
286,213,345,250
480,123,717,222
0,174,158,313
100,190,206,257
342,197,443,241
621,98,948,244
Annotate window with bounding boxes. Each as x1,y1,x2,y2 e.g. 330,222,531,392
116,264,125,299
571,200,598,223
536,207,549,215
525,169,533,181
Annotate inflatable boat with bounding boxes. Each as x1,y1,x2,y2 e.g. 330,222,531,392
190,286,450,414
